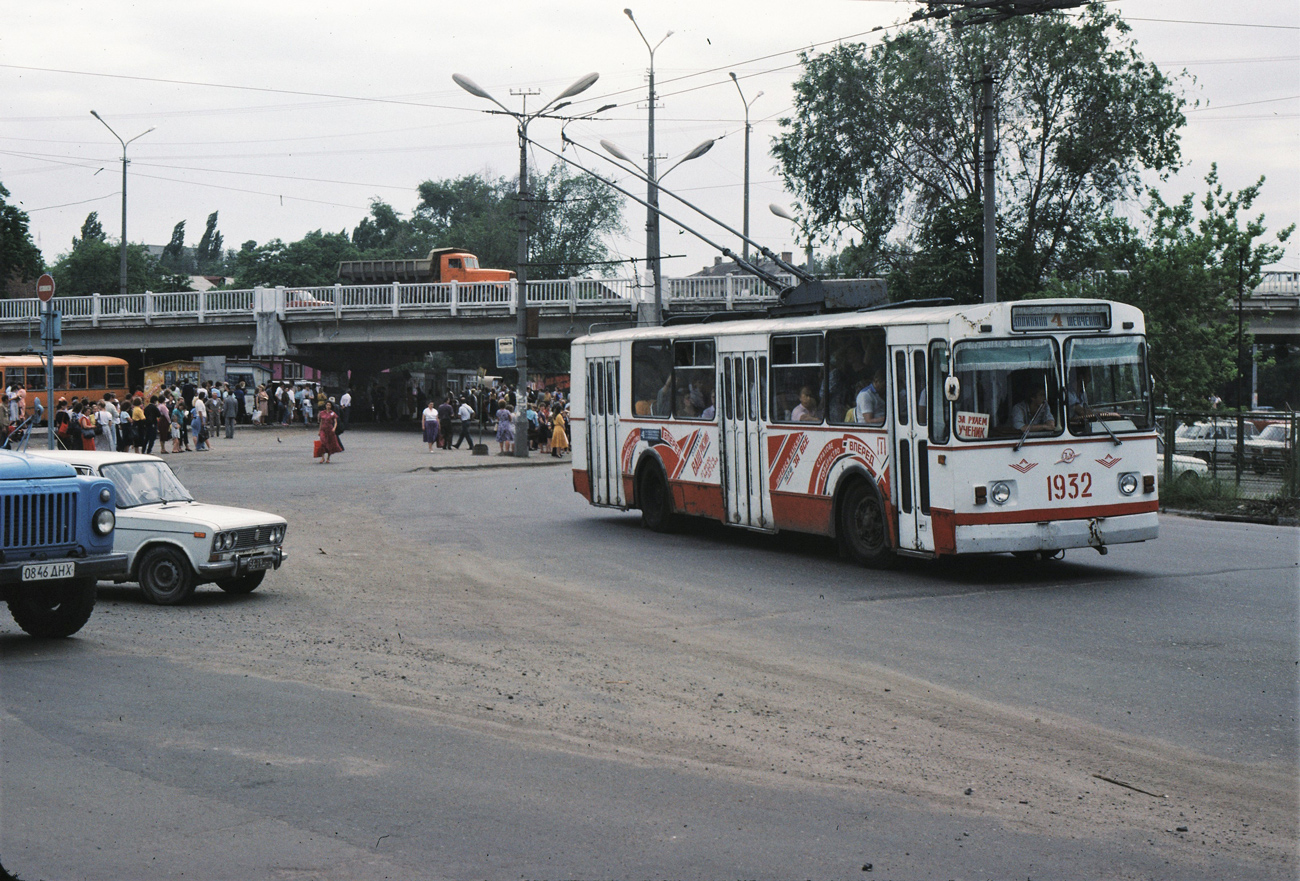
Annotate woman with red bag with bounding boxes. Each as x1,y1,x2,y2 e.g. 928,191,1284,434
315,398,344,464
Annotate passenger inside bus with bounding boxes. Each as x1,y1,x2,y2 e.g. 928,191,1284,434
855,367,888,426
791,386,821,422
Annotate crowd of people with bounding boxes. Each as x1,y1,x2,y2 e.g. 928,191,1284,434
417,386,570,457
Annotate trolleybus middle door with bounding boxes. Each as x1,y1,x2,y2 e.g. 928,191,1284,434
586,356,623,507
892,344,934,553
719,351,773,531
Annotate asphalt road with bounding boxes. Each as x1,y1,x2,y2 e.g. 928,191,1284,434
2,426,1296,880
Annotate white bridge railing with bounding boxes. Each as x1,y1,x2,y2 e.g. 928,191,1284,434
0,274,792,326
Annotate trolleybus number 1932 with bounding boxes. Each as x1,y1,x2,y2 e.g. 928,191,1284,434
1047,473,1093,501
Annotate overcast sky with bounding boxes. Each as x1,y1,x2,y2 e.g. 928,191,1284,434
3,0,1296,285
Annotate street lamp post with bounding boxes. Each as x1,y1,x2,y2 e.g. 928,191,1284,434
728,73,762,263
452,71,599,458
770,203,814,275
624,8,672,325
90,111,154,297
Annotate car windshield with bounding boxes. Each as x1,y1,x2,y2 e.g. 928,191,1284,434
1258,424,1287,442
101,461,194,508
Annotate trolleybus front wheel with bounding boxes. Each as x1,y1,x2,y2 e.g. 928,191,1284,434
839,480,896,569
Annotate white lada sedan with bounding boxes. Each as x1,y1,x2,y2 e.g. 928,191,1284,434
28,451,286,605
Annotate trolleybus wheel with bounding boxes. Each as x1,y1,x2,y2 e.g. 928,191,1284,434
839,480,895,569
638,461,676,534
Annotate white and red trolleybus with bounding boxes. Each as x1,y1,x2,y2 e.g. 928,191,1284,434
570,298,1158,566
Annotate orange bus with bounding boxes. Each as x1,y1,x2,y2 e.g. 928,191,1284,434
0,355,131,415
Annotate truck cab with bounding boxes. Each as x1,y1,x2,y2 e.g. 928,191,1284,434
0,450,128,637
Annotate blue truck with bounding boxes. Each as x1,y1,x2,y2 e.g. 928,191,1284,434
0,450,127,637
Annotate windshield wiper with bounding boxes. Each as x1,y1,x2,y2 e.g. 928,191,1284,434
1014,402,1047,453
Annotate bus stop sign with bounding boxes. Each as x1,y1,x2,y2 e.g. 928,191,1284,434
36,273,55,302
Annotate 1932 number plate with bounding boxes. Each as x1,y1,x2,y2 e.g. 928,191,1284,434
22,562,76,581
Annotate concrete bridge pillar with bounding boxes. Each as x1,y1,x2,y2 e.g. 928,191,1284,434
253,286,289,358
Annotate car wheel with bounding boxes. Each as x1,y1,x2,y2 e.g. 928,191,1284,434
6,578,96,638
838,479,896,569
638,461,676,533
138,547,196,605
215,571,265,595
1176,469,1200,484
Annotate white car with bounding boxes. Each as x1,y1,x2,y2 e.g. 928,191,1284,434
1158,436,1209,483
1244,422,1292,474
27,451,286,605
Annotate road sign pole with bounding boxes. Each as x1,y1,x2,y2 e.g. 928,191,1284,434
37,273,57,450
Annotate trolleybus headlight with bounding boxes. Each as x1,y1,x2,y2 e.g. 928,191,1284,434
990,482,1011,505
1118,472,1139,496
92,508,115,535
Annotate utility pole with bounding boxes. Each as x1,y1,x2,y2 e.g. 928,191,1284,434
980,63,997,304
625,8,672,325
90,111,153,296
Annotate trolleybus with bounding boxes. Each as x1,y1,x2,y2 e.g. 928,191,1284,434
570,298,1157,565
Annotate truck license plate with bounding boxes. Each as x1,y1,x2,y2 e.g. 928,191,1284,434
246,556,274,571
22,562,76,581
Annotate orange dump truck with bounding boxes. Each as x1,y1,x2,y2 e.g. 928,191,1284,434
337,248,514,284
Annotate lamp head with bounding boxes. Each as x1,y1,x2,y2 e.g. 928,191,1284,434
624,8,634,20
600,139,634,163
554,72,600,102
770,203,795,221
452,73,494,101
683,138,715,161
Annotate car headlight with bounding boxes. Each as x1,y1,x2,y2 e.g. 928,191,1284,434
990,482,1011,505
1118,472,1139,496
92,508,115,536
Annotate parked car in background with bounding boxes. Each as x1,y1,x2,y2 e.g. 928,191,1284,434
1158,436,1209,483
1245,422,1294,474
1174,419,1258,468
27,451,287,605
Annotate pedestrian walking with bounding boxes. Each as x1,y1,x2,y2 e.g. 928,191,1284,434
551,406,569,457
316,399,343,464
421,400,440,451
453,398,474,449
224,387,237,439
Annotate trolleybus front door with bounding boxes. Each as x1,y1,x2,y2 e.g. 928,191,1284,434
892,345,934,553
719,351,773,530
586,356,623,507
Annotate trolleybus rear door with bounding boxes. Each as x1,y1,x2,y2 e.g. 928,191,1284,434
719,350,773,531
586,355,623,506
892,344,935,553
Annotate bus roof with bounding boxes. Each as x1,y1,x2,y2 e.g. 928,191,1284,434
0,355,129,366
572,299,1141,345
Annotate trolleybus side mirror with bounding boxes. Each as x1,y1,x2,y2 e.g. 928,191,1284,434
944,376,961,403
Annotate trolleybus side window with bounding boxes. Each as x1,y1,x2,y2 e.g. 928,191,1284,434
951,338,1060,441
67,365,88,390
632,340,673,418
1063,336,1152,434
674,339,715,420
894,350,909,427
913,349,928,427
826,328,886,425
26,367,46,391
88,365,107,390
770,334,824,424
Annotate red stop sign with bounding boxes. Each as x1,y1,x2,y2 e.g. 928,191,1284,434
36,273,55,302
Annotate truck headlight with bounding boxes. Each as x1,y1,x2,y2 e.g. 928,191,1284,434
990,482,1011,505
1118,472,1139,496
99,487,112,504
92,508,115,535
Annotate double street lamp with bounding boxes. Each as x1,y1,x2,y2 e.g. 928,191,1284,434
624,7,673,325
600,136,714,322
728,73,762,263
452,70,599,457
90,110,154,297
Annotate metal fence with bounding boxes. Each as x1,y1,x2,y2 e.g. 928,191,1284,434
1162,410,1299,500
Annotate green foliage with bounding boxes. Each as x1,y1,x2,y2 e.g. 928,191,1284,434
527,164,625,280
412,174,516,269
0,181,45,290
774,3,1186,300
48,238,189,296
74,212,107,248
195,212,225,274
229,230,359,288
159,220,191,273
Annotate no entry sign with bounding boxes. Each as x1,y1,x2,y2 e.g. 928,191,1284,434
36,273,55,302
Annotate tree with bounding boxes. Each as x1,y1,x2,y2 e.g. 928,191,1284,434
159,220,190,273
411,174,516,269
527,164,626,280
1040,167,1293,409
0,181,45,294
74,212,107,249
774,3,1186,300
195,211,225,274
48,239,189,296
229,230,359,288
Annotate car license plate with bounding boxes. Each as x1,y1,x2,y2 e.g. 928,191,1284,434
22,562,76,581
246,556,274,571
